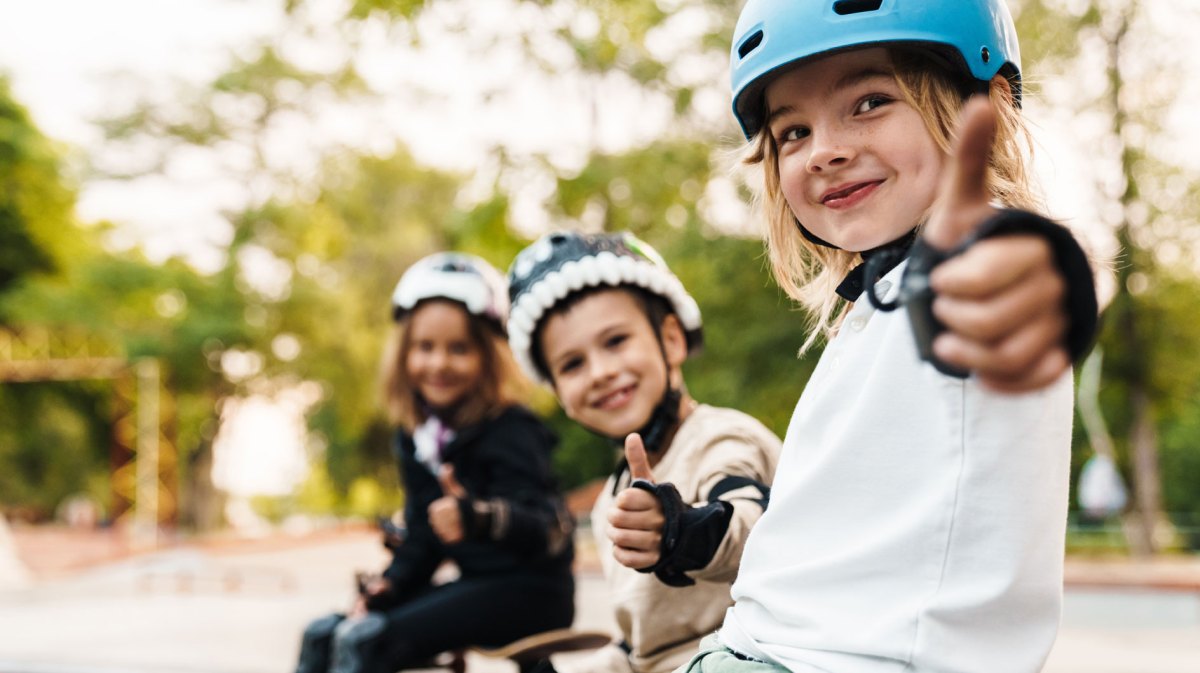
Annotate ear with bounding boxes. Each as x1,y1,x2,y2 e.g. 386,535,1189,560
659,313,688,369
989,73,1014,105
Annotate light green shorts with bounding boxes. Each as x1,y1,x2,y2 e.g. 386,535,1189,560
675,635,788,673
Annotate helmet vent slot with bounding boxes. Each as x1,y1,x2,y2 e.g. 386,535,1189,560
833,0,883,15
737,30,764,59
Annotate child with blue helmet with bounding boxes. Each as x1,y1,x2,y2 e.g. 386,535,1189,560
295,253,575,673
678,1,1099,672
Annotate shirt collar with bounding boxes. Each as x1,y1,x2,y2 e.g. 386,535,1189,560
835,229,918,302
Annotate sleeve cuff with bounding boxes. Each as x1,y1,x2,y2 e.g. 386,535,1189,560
457,498,510,541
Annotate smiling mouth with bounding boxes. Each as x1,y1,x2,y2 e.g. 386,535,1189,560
594,384,636,410
821,180,883,206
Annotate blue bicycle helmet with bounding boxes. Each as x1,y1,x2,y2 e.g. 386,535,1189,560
730,0,1022,139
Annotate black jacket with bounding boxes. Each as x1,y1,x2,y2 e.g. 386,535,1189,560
382,405,574,599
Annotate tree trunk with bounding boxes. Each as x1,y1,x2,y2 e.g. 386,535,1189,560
1104,0,1168,556
1128,387,1169,555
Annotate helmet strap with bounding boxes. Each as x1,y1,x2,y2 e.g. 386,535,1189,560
631,385,683,455
795,218,840,249
637,317,686,454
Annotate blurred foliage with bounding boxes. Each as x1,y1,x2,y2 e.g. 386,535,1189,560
2,0,1199,542
0,381,111,516
0,77,76,300
1020,0,1200,548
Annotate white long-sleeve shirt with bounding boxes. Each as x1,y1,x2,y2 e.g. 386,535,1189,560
719,264,1074,673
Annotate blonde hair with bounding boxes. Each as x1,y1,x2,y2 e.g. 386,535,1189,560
380,299,530,432
748,49,1040,353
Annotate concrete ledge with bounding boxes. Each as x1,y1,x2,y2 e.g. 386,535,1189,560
1064,557,1200,592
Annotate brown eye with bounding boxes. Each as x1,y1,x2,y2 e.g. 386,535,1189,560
855,96,890,114
777,126,810,145
558,357,583,375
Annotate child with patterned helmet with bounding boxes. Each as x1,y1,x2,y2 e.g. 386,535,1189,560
508,231,780,673
678,1,1101,672
295,252,575,673
508,232,703,453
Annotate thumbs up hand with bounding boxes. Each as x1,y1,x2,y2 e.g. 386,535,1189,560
607,433,667,569
921,96,1000,251
429,464,469,545
921,96,1070,392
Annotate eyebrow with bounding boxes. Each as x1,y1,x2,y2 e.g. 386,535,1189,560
833,67,894,94
764,67,895,130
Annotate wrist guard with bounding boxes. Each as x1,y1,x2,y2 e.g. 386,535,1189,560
456,497,511,541
864,208,1096,377
629,479,733,587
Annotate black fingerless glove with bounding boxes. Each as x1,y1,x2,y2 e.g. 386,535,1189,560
866,209,1099,377
629,479,733,587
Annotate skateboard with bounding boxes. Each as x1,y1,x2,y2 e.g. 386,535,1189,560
473,628,612,663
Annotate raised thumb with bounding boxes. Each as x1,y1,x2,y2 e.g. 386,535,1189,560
438,464,467,498
624,433,656,483
923,95,996,250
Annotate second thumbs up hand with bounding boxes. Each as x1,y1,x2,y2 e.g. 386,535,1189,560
607,433,667,569
429,464,469,545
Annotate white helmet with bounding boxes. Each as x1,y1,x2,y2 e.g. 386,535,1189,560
391,252,509,333
506,231,703,384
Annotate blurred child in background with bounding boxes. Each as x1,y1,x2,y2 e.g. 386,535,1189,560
296,252,574,673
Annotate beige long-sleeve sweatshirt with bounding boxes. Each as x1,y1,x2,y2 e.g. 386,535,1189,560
578,404,781,673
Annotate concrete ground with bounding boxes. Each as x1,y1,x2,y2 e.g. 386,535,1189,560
0,526,1198,673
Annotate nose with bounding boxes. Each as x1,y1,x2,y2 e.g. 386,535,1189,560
429,348,449,370
587,351,618,384
806,126,856,174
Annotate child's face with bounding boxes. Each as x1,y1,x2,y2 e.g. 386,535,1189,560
405,300,485,411
540,289,681,439
765,48,946,252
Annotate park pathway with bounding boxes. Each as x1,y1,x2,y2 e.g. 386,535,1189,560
0,526,1197,673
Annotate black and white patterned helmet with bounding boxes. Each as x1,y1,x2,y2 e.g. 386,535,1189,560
391,252,509,333
507,231,703,383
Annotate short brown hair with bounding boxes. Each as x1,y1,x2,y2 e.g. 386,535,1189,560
381,299,530,431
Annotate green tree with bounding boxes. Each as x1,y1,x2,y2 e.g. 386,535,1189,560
1018,0,1200,553
0,79,110,517
81,0,823,504
0,77,78,304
